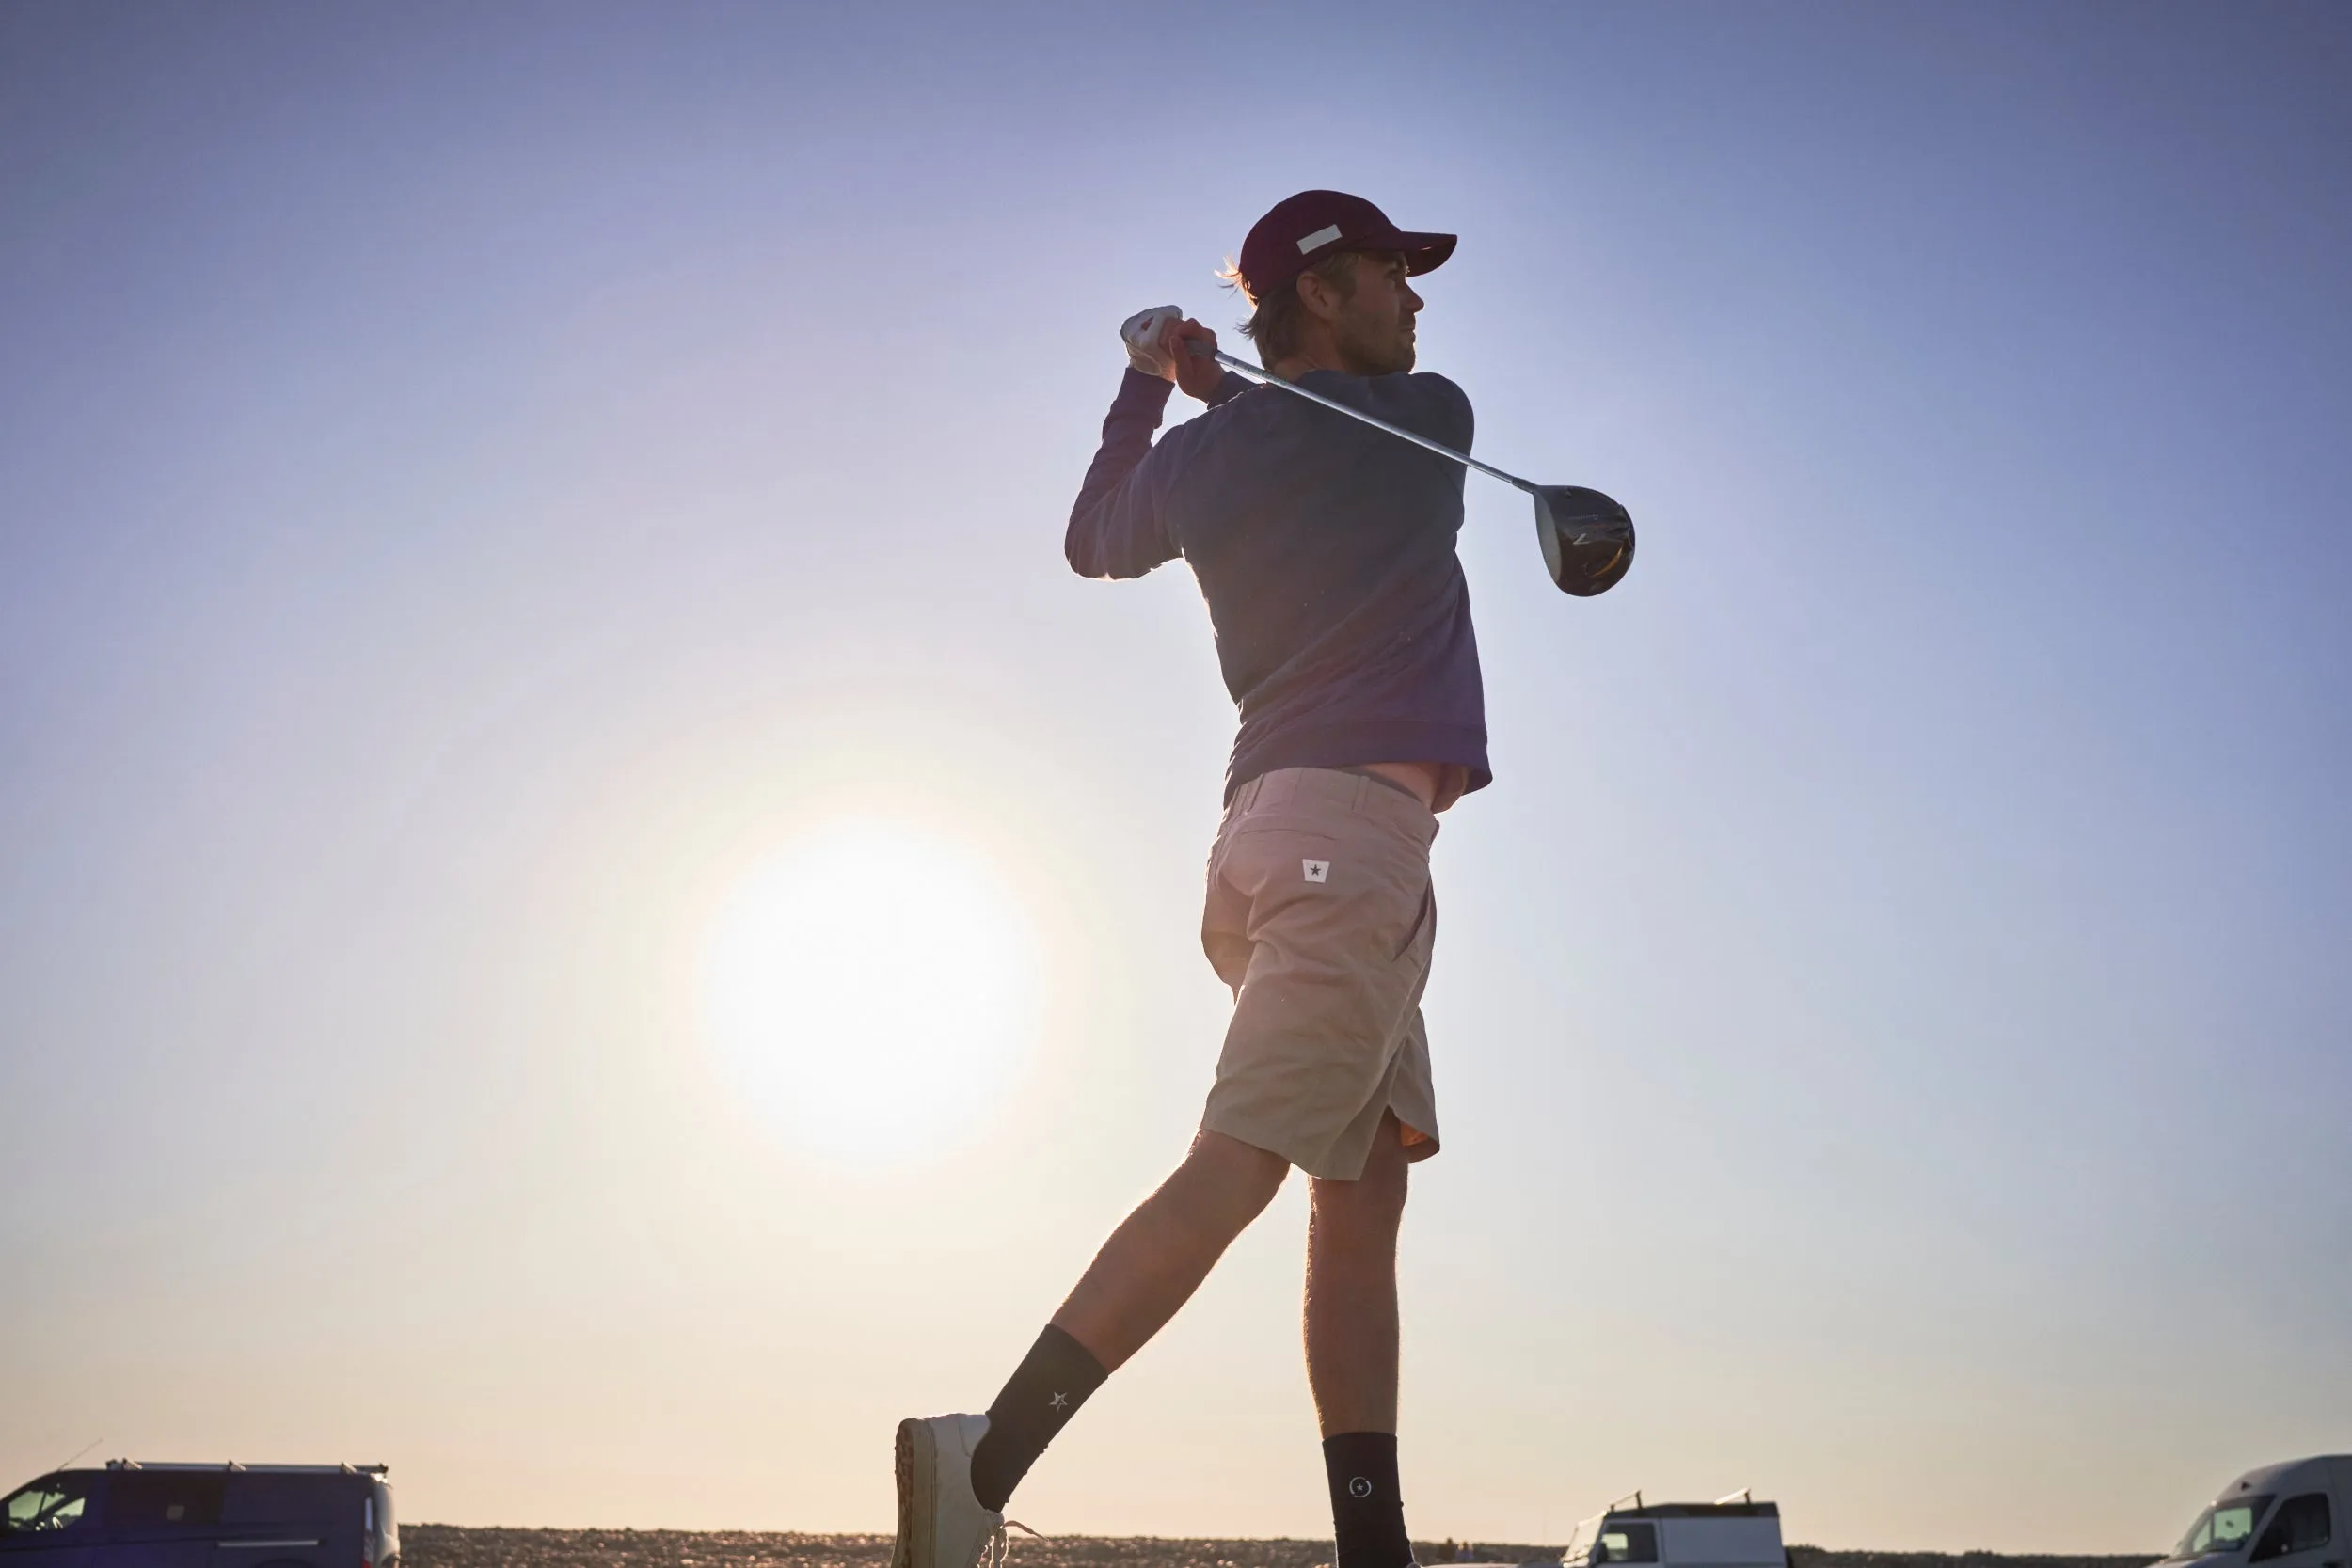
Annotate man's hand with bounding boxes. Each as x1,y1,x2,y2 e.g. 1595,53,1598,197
1159,315,1224,403
1120,306,1183,378
1120,307,1225,402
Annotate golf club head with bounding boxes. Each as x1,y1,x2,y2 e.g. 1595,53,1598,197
1532,485,1635,596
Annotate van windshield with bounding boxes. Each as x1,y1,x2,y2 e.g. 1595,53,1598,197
1582,1523,1659,1564
2,1477,90,1534
2175,1497,2275,1559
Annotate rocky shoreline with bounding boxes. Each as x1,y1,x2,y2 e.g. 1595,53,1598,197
401,1524,2155,1568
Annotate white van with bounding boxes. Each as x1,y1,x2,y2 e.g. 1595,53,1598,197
1564,1497,1788,1568
2163,1457,2349,1568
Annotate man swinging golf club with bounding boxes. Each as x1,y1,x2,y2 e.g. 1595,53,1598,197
893,190,1489,1568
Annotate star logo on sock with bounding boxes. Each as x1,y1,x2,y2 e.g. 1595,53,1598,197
1049,1391,1069,1412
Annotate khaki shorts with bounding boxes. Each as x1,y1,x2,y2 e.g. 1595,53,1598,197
1199,766,1440,1181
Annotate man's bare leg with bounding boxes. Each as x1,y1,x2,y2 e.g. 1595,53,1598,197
962,1127,1289,1511
1304,1110,1410,1433
1305,1112,1415,1568
1053,1126,1290,1369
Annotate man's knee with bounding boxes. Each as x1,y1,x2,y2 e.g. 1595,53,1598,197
1177,1126,1290,1222
1311,1172,1406,1229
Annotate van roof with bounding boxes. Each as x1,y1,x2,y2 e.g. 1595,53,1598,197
1610,1504,1782,1520
2215,1457,2351,1500
97,1463,389,1477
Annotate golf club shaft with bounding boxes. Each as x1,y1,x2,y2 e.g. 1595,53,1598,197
1199,347,1536,494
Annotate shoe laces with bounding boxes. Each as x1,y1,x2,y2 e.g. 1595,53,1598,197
979,1517,1044,1568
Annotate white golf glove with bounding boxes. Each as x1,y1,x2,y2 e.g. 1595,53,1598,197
1120,305,1183,378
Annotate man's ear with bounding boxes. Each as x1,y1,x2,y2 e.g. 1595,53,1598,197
1295,257,1351,323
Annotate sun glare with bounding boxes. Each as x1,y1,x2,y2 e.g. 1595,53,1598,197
702,820,1041,1159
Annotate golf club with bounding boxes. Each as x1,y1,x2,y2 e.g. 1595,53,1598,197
1187,341,1634,596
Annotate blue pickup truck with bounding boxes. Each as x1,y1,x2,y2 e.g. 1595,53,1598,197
0,1463,395,1568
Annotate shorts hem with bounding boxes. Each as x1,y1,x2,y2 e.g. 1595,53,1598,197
1201,1106,1442,1181
1201,1105,1349,1179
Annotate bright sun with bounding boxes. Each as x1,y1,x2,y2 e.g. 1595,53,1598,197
702,820,1040,1158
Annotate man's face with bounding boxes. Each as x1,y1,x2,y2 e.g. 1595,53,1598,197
1328,250,1422,375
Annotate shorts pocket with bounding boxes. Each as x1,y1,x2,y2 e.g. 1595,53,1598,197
1393,879,1435,964
1220,823,1344,902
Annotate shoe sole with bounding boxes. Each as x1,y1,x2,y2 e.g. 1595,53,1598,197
892,1418,935,1568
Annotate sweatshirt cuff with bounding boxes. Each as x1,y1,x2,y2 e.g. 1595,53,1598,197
1113,366,1177,421
1205,369,1249,407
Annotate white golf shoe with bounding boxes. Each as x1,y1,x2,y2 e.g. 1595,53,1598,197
892,1412,1005,1568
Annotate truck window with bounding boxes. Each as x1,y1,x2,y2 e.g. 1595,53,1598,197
1,1477,91,1535
2250,1495,2332,1561
1597,1525,1660,1563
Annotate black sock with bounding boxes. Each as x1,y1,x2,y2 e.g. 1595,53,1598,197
1325,1431,1412,1568
967,1324,1108,1511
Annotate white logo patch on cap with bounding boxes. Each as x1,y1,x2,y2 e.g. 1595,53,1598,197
1302,859,1330,884
1295,223,1343,254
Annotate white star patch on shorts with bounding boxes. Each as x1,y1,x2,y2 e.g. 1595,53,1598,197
1302,859,1330,884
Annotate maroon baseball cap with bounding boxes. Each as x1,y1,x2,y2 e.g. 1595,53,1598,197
1236,190,1456,302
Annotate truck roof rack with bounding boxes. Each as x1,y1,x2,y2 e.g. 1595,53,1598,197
102,1462,389,1476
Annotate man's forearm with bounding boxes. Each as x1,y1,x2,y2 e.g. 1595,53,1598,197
1064,365,1250,579
1064,370,1178,578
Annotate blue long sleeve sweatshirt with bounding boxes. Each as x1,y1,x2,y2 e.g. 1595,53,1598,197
1066,365,1490,802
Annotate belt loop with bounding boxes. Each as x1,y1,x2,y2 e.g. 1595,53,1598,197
1349,772,1369,814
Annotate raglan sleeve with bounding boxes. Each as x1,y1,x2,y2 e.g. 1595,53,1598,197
1065,369,1196,580
1408,372,1475,455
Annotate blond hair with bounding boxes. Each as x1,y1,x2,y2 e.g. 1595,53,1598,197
1218,250,1363,367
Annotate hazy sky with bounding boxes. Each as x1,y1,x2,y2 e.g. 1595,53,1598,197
4,0,2347,1549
